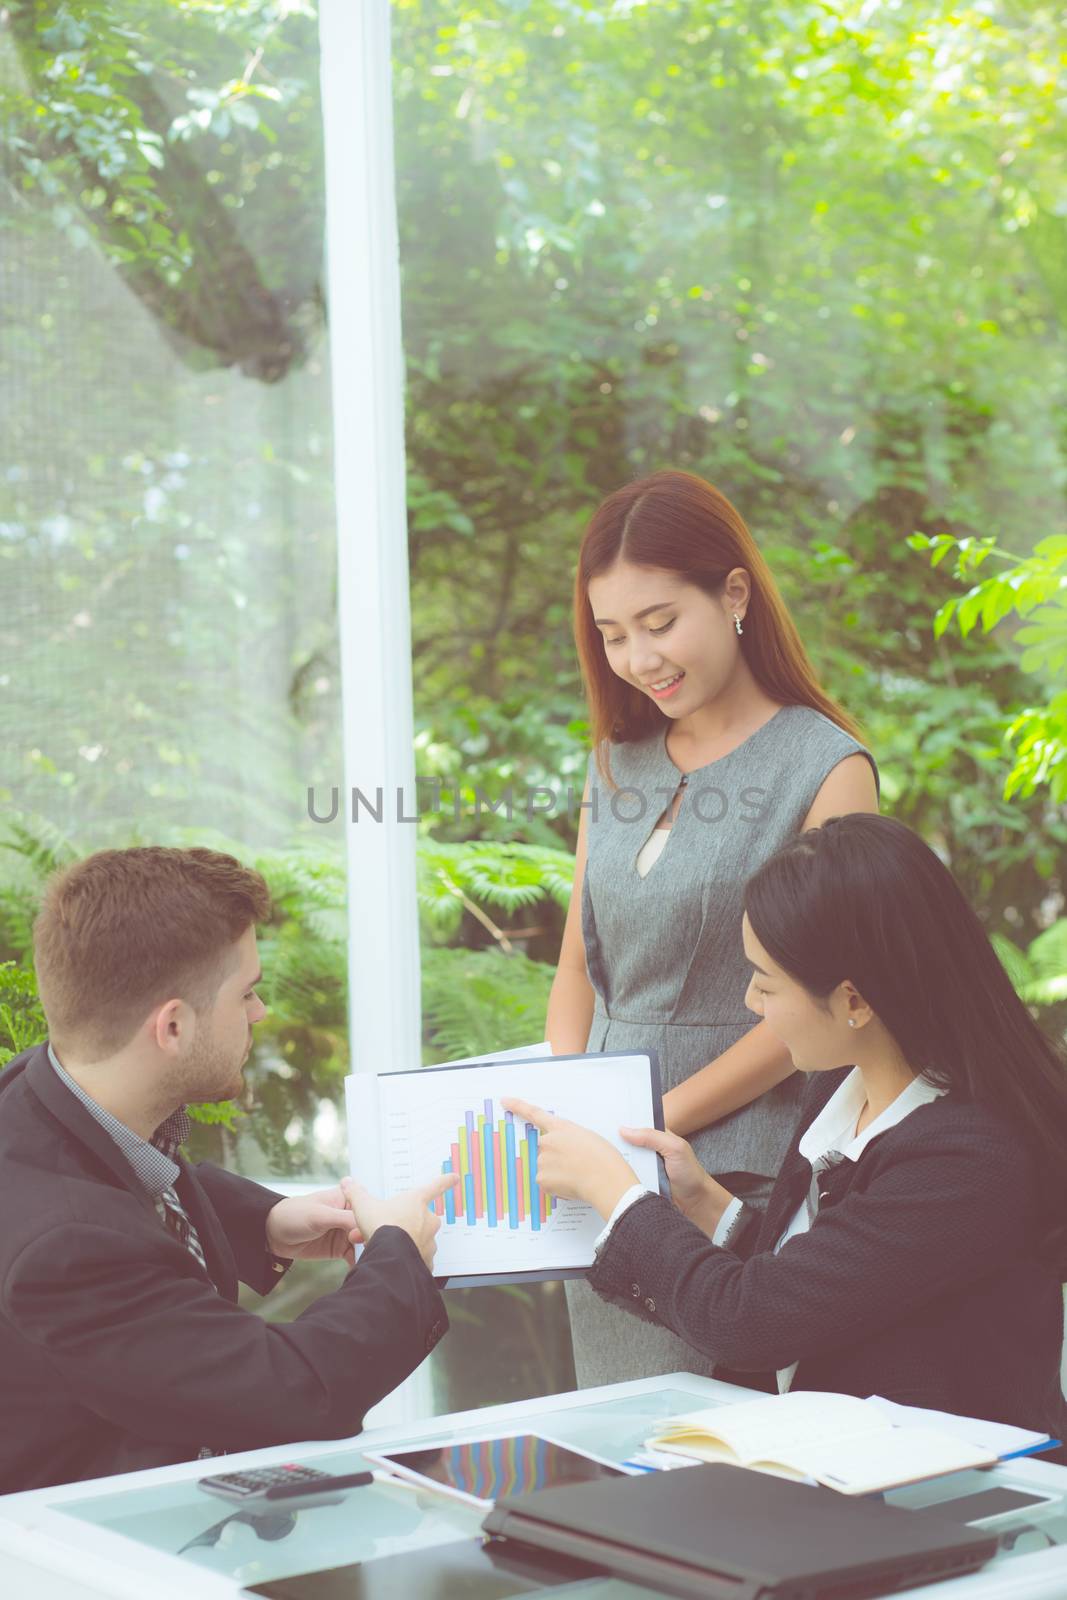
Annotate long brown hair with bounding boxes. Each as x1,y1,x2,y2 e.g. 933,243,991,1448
574,470,863,781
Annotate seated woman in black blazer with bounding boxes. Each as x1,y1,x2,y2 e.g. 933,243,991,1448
504,813,1067,1443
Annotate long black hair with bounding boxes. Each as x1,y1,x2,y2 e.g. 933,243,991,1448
744,813,1067,1269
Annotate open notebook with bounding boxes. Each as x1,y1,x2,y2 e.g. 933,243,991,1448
647,1391,1055,1496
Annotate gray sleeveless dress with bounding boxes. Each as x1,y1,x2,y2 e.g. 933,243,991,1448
566,705,878,1386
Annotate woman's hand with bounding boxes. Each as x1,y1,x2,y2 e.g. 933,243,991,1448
620,1126,735,1238
500,1097,639,1220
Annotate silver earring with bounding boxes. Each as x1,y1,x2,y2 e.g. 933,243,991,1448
733,612,744,636
848,1019,857,1028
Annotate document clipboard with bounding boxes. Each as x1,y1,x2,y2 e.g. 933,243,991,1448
346,1051,668,1288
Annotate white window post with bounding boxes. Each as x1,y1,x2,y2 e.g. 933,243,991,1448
319,0,432,1426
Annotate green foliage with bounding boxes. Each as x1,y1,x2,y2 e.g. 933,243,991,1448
909,531,1067,801
3,0,322,377
1,0,335,844
993,922,1067,1010
5,1,1067,1157
0,814,79,962
421,945,556,1063
0,960,47,1066
418,839,573,940
392,0,1067,1013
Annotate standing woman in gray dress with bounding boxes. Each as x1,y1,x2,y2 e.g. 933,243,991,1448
548,470,879,1386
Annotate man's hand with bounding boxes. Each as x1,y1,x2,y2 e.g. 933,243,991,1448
265,1185,363,1265
500,1097,638,1220
620,1126,735,1238
340,1174,458,1272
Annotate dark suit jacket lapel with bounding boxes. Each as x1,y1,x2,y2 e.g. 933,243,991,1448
176,1162,239,1300
758,1151,812,1249
25,1045,235,1297
24,1046,160,1222
755,1066,854,1250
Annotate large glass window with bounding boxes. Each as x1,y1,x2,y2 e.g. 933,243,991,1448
1,3,348,1181
3,0,1064,1421
392,0,1067,1410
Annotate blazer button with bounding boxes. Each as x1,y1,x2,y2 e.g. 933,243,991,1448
630,1283,641,1298
819,1190,830,1203
643,1297,656,1313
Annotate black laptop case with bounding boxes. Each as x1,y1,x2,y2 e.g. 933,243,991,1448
481,1462,999,1600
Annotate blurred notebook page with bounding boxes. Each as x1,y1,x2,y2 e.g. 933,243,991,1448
865,1395,1052,1459
648,1391,998,1495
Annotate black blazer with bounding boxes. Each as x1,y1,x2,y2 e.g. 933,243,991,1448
0,1045,448,1493
590,1068,1067,1448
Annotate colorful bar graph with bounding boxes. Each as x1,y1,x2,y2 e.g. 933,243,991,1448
486,1100,499,1222
528,1125,541,1232
504,1114,518,1229
473,1114,485,1216
520,1139,532,1218
465,1111,477,1215
482,1105,497,1227
436,1101,559,1231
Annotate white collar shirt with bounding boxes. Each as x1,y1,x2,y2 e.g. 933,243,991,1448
775,1067,946,1392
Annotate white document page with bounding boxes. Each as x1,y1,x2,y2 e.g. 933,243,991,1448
343,1043,552,1195
430,1042,554,1068
346,1054,661,1278
864,1395,1051,1458
796,1427,993,1495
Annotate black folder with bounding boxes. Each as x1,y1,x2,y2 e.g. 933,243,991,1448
481,1463,1000,1600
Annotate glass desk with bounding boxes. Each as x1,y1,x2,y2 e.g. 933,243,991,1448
3,1374,1067,1599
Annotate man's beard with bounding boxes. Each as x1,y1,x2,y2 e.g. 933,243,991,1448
180,1026,246,1103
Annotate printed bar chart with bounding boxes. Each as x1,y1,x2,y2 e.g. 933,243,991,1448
433,1099,556,1230
348,1052,661,1280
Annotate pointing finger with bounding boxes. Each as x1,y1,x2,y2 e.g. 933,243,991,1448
500,1096,556,1132
419,1172,459,1203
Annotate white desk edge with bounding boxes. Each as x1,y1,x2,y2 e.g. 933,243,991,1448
2,1373,1067,1600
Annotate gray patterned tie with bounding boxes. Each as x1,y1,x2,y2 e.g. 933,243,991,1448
806,1151,846,1228
152,1108,208,1270
156,1186,209,1270
152,1108,215,1459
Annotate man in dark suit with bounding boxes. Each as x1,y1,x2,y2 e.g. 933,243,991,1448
0,845,454,1493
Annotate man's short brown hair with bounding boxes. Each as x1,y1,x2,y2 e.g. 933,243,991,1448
33,846,272,1060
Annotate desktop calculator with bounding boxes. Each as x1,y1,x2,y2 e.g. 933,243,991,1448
198,1463,373,1505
